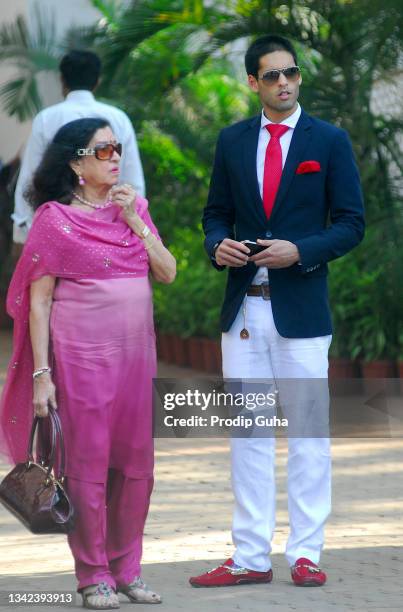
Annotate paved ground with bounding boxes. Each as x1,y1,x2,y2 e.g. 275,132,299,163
0,330,403,611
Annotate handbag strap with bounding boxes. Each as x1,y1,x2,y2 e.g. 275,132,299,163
36,418,53,466
48,407,66,482
27,411,56,479
27,406,66,482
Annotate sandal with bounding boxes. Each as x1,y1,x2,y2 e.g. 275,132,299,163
117,576,162,604
81,582,120,610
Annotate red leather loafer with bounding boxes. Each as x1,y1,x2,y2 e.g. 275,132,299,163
189,558,273,588
291,557,327,586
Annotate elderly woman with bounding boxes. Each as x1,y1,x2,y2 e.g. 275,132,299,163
0,118,176,609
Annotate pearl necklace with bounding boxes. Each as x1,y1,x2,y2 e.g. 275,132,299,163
72,191,112,210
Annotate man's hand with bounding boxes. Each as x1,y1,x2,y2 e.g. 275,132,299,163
215,238,250,267
249,239,301,268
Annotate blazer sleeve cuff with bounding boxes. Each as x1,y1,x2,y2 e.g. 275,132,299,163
205,234,230,271
294,238,322,274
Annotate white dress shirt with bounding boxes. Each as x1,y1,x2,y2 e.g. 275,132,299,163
252,103,301,284
13,90,146,243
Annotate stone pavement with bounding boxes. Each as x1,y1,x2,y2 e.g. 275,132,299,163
1,330,403,611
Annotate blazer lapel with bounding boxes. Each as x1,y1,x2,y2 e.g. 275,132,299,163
270,109,313,219
242,115,267,225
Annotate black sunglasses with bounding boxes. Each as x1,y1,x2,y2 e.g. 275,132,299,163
258,66,301,83
77,142,122,160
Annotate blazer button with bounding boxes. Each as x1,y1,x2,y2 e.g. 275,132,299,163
265,231,273,238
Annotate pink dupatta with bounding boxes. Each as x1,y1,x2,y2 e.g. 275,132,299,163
0,197,159,464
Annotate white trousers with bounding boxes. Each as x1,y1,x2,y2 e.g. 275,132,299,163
222,296,332,571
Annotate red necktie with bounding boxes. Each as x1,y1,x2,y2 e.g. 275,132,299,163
263,124,290,219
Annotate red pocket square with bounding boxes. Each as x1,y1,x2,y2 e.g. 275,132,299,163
296,160,321,174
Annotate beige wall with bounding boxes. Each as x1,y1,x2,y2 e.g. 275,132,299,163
0,0,30,164
0,0,101,165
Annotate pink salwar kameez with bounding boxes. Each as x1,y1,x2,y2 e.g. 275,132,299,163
52,276,155,589
0,198,160,590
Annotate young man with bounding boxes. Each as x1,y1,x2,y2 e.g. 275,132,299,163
12,50,145,244
190,35,364,587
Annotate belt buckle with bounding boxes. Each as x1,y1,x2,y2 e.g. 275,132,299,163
261,282,270,300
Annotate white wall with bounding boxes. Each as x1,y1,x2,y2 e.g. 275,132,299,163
27,0,101,39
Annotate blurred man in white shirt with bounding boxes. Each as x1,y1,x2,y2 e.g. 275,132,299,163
13,50,145,244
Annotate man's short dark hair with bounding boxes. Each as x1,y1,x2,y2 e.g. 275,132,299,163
59,50,101,91
245,35,298,78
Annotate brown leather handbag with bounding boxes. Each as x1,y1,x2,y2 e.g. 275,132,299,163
0,407,75,534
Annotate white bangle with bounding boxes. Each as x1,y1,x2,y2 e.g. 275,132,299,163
141,225,151,239
33,367,51,379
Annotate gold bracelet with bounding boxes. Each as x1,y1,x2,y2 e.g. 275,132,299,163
140,225,151,239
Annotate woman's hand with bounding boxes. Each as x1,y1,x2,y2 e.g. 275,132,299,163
110,183,137,211
111,183,151,237
33,374,57,418
110,183,144,230
110,184,176,283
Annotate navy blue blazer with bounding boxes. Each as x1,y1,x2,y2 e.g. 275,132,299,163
202,108,365,337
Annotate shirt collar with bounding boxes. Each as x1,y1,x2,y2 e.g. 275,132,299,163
65,90,96,103
260,103,301,130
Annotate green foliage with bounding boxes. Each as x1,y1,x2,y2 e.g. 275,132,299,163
91,0,123,25
329,254,385,360
140,123,204,183
137,122,209,239
153,226,226,338
399,332,403,361
329,223,403,360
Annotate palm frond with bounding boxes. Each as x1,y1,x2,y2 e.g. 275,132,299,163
95,0,228,87
0,76,42,120
61,24,99,53
0,15,30,61
0,6,61,119
91,0,124,24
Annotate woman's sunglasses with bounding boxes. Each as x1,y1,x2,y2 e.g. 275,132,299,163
77,143,122,161
258,66,301,83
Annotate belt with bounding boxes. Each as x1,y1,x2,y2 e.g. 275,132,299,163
246,283,270,300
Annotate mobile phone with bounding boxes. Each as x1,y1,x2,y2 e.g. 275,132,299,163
241,240,267,255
